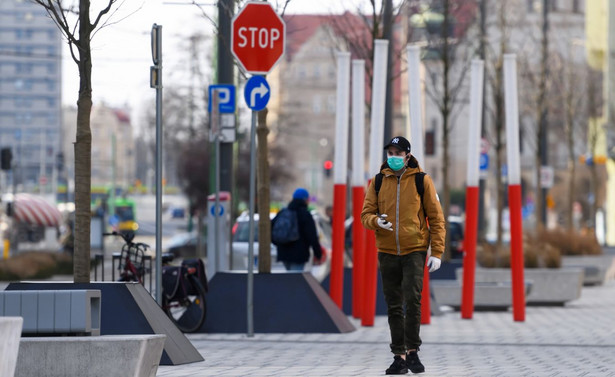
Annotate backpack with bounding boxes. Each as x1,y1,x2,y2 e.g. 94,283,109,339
375,172,427,219
271,208,300,245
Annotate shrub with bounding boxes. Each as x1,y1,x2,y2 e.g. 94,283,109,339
536,227,602,256
0,252,73,281
477,232,561,269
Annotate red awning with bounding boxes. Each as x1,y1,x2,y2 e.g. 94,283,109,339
13,194,62,227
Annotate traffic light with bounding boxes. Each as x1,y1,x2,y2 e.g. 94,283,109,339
323,160,333,178
1,148,12,170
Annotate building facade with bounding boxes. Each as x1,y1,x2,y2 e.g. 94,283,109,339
0,0,62,194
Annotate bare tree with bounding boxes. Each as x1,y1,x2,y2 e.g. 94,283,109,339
32,0,120,283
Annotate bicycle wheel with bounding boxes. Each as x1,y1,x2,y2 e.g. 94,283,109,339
162,274,207,333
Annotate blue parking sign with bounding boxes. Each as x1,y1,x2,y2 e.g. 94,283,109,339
208,84,236,113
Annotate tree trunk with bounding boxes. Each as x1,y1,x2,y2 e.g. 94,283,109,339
74,1,93,283
257,108,271,273
565,94,575,230
494,4,507,249
440,0,452,259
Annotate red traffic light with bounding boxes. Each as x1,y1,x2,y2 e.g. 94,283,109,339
323,160,333,170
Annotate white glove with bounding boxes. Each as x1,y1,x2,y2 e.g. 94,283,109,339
377,214,393,231
427,256,441,272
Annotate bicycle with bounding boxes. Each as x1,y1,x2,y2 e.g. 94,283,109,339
104,231,207,332
161,252,207,333
103,231,148,283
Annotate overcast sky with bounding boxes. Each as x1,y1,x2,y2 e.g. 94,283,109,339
60,0,389,125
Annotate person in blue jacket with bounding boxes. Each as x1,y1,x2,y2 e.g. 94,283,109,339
274,188,324,271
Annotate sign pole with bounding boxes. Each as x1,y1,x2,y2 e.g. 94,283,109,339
247,108,257,338
213,92,221,274
150,24,163,304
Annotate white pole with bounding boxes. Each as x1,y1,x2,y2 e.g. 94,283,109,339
368,40,389,175
406,45,424,164
351,60,366,187
334,52,351,184
467,60,484,187
504,54,521,185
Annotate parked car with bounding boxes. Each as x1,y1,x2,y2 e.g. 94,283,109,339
231,211,331,280
164,231,206,258
231,212,282,271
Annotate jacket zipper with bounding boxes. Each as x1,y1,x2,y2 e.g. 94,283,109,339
395,171,406,255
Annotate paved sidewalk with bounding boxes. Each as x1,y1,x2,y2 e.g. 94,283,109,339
158,280,615,377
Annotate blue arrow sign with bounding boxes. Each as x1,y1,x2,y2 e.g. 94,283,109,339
208,84,236,113
244,76,270,111
479,153,489,170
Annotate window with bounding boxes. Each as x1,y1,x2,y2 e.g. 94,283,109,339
425,130,436,155
312,95,322,114
313,64,320,79
297,65,306,79
327,94,336,113
572,0,581,13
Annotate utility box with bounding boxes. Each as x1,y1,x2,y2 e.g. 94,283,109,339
207,191,231,280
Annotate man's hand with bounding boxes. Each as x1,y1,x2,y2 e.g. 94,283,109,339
427,256,441,272
377,214,393,231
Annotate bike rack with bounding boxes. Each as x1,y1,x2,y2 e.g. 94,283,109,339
93,254,105,281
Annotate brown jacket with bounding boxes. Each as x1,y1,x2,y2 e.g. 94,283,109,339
360,156,446,258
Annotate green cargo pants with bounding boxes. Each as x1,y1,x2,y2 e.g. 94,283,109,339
378,251,427,355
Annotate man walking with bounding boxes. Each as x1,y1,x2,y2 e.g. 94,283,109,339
361,136,446,374
274,188,324,271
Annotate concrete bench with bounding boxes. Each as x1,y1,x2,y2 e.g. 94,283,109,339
0,317,22,377
0,290,101,336
16,335,166,377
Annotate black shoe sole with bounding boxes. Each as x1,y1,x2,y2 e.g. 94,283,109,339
408,366,425,374
385,369,408,375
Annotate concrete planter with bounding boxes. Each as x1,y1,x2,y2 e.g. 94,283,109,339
431,280,520,310
16,335,166,377
456,267,584,305
561,255,615,286
0,317,22,377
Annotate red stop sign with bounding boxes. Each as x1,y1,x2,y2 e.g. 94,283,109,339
231,2,286,75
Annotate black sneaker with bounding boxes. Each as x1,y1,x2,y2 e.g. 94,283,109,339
406,351,425,374
385,355,408,375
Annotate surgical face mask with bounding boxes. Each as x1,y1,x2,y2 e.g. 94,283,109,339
387,156,405,171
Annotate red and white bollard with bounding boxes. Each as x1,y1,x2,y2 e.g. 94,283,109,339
362,39,389,326
503,54,526,322
407,45,431,325
461,59,484,319
330,52,351,309
351,59,366,319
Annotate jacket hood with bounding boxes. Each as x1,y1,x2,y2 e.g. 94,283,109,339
380,155,422,176
288,198,308,210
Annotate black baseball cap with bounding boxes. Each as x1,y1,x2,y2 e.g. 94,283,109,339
384,136,411,153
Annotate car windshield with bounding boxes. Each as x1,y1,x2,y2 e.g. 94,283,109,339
233,220,259,242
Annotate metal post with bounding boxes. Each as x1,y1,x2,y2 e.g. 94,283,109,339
247,110,257,337
151,24,163,304
213,93,221,273
540,0,550,224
